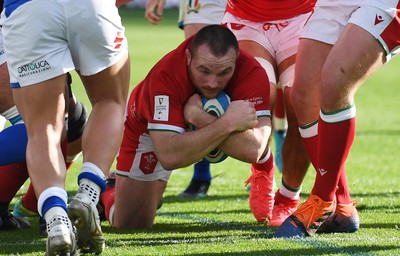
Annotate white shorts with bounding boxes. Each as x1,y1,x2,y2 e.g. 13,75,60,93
222,12,312,88
179,0,227,28
0,28,5,65
302,0,400,61
116,133,172,182
1,0,128,87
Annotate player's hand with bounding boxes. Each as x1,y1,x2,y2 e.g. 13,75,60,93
223,100,258,132
183,94,204,125
145,0,166,25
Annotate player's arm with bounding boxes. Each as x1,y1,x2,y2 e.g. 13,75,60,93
184,94,271,163
150,98,257,170
218,116,271,163
145,0,166,25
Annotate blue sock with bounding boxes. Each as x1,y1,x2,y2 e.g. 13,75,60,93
192,160,211,182
0,123,28,165
42,196,68,216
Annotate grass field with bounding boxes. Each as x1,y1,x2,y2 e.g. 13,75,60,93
1,7,400,256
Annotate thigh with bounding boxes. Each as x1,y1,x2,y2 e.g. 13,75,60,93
67,0,129,76
12,75,67,132
79,53,130,107
114,175,167,228
321,23,385,110
2,0,74,87
291,39,332,125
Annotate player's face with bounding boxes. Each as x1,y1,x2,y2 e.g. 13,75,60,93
186,45,237,99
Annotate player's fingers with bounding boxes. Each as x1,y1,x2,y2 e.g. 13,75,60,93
156,3,165,17
145,12,161,25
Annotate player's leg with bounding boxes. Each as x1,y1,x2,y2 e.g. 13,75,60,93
275,37,333,237
12,75,77,253
113,176,167,228
0,62,27,166
65,88,87,168
275,4,391,236
269,85,310,227
272,88,286,173
179,160,212,198
0,62,14,114
12,77,68,197
0,163,31,231
314,22,386,234
0,123,27,166
77,53,129,172
2,1,78,253
14,75,87,221
64,0,130,252
68,55,129,253
269,49,311,226
245,148,275,223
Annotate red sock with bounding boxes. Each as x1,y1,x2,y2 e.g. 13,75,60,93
274,88,285,120
336,172,352,204
101,186,115,223
312,117,356,201
66,161,74,170
303,134,319,170
21,183,38,213
251,152,274,175
274,189,299,206
0,163,29,202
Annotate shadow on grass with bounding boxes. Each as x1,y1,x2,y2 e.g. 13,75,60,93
179,244,400,256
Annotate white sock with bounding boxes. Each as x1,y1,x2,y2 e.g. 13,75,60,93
279,182,301,200
44,206,71,233
79,178,101,205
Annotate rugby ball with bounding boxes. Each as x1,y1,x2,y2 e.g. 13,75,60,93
201,92,231,163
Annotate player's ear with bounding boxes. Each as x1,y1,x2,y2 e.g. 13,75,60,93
185,48,191,66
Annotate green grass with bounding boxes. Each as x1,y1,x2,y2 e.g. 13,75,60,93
1,7,400,256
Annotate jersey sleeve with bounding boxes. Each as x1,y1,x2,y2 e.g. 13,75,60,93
146,69,188,134
228,54,271,118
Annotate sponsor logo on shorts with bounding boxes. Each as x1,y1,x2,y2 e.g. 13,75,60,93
17,60,51,78
374,14,384,25
114,31,124,49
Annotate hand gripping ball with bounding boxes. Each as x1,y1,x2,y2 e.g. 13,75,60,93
201,92,231,163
